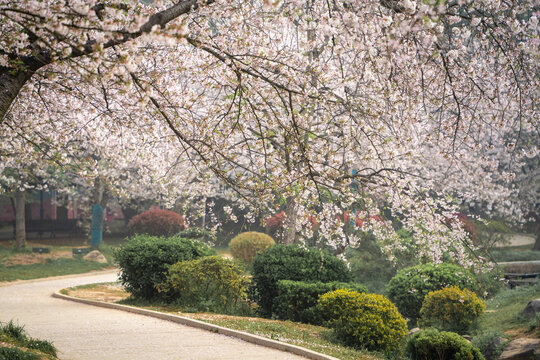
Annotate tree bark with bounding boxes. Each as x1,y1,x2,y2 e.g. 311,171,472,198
0,69,35,123
533,216,540,251
284,196,297,244
14,189,26,249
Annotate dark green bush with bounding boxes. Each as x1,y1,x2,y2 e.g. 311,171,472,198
114,235,215,300
273,280,367,324
386,263,478,320
406,329,485,360
251,244,352,316
158,256,249,313
176,227,213,242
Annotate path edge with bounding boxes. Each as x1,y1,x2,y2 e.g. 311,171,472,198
52,291,338,360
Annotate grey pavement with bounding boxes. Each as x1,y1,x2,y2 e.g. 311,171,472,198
0,271,307,360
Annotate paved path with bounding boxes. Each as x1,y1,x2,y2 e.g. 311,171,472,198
0,271,306,360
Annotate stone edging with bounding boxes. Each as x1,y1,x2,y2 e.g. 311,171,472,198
52,291,338,360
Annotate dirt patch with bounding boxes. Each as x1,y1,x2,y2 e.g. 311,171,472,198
68,283,130,302
2,251,73,266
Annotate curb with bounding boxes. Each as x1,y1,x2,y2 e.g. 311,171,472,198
53,291,338,360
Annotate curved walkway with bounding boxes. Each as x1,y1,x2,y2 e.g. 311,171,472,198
0,271,307,360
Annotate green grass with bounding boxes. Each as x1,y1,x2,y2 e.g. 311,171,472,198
0,320,57,359
491,248,540,262
0,256,112,282
192,316,383,360
477,283,540,335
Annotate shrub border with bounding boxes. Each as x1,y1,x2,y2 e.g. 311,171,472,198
52,291,337,360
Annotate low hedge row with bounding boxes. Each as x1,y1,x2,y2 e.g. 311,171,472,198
273,280,368,324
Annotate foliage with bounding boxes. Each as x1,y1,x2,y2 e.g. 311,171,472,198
251,244,352,317
386,263,478,320
229,232,275,265
265,211,285,242
318,289,407,352
474,220,512,249
472,331,507,360
0,321,57,358
176,227,213,242
157,256,249,313
490,248,540,262
127,209,186,236
113,235,214,300
419,286,485,333
406,329,485,360
472,267,504,299
273,280,368,324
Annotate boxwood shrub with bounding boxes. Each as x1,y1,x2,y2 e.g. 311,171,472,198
273,280,368,324
114,235,215,300
386,263,478,320
406,329,485,360
229,232,275,265
251,244,352,316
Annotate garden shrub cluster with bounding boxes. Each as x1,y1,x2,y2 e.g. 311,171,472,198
251,244,352,316
386,263,478,320
406,329,485,360
158,256,249,313
273,280,367,324
114,235,214,299
229,232,275,265
419,286,485,333
318,289,407,352
176,227,213,242
127,209,186,236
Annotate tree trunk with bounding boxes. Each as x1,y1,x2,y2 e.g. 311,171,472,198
284,196,297,244
14,189,26,249
533,217,540,251
0,69,34,123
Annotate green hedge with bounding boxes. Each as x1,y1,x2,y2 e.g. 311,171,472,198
251,244,352,317
273,280,368,324
406,329,485,360
114,235,215,300
386,263,478,320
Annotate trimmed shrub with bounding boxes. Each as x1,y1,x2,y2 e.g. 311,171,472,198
251,244,352,316
273,280,368,324
114,235,214,300
419,286,485,333
386,263,478,320
127,209,186,236
406,329,485,360
158,256,249,313
229,232,275,265
318,289,407,352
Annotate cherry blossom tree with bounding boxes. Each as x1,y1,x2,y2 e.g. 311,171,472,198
0,0,537,265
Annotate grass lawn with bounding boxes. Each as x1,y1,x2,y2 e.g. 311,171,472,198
0,242,118,282
477,283,540,336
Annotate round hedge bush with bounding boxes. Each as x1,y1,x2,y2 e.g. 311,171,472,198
127,209,186,236
113,235,214,300
251,244,352,317
419,286,485,333
229,232,275,265
318,289,407,352
406,329,485,360
386,263,478,320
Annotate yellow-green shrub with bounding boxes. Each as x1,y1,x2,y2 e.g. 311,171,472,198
419,286,485,333
229,232,275,264
158,256,249,313
318,289,407,351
